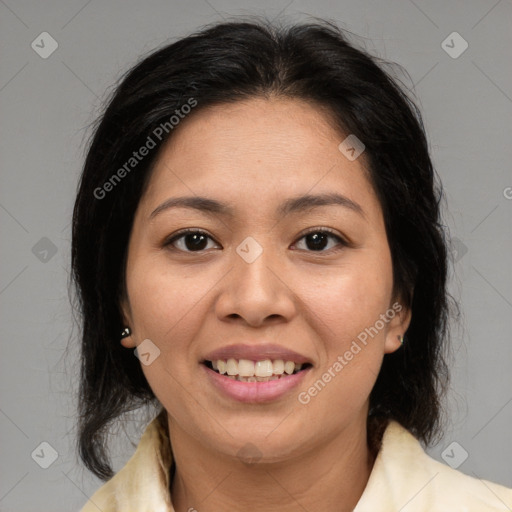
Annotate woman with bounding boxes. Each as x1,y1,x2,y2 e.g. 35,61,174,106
72,18,512,511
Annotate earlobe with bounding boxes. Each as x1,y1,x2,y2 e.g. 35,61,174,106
384,302,411,354
384,333,403,354
120,326,135,348
119,298,135,347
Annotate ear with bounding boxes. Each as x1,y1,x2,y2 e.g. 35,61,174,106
119,297,136,348
383,299,412,354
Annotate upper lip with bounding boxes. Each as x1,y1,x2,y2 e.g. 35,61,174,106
202,343,312,365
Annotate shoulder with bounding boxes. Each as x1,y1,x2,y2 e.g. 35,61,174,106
355,421,512,511
80,413,173,512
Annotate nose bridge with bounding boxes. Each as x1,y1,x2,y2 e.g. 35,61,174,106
215,234,295,325
233,234,279,298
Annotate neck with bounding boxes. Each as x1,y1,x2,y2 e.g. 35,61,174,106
168,415,374,512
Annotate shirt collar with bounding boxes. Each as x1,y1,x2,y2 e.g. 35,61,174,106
82,412,512,511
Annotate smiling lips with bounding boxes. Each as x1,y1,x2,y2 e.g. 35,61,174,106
201,343,312,402
206,358,306,382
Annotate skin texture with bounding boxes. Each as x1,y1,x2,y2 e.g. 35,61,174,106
120,97,411,512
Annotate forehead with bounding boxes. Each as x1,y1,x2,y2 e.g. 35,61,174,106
139,97,379,221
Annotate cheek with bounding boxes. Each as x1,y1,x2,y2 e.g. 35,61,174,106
125,255,210,385
128,256,194,333
304,254,394,345
295,250,394,409
125,259,206,418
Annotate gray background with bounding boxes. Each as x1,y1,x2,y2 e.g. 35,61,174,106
1,0,511,510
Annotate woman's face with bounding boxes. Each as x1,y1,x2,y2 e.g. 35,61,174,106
121,97,410,462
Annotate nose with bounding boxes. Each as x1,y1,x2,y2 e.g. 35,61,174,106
214,242,297,327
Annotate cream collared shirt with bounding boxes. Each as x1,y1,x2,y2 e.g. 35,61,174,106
80,415,512,511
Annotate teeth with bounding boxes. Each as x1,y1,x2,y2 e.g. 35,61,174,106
217,360,227,375
284,361,295,374
238,359,255,377
226,358,238,376
273,359,284,374
255,359,273,377
239,375,283,382
209,358,307,378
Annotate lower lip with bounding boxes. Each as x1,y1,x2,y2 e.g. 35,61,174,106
202,364,310,403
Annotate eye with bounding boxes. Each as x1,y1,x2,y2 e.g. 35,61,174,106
164,228,347,254
164,229,220,252
292,228,347,253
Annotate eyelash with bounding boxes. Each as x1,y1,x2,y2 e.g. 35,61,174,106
164,227,348,254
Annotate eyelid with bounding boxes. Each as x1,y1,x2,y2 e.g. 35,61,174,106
292,227,350,251
296,226,348,243
164,228,220,247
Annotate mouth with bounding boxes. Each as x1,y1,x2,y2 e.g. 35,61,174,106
200,344,313,402
202,358,313,382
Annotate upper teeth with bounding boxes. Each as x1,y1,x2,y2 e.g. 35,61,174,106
211,359,303,377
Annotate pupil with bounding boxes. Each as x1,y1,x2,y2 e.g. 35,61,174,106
184,232,328,251
185,233,207,251
306,232,327,251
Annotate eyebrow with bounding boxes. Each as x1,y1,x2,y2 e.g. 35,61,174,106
149,192,365,220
